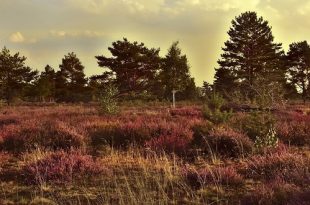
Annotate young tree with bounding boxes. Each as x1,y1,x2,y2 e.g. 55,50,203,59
286,41,310,103
56,52,87,102
215,11,285,101
0,47,37,104
160,41,194,100
34,65,56,102
95,38,161,97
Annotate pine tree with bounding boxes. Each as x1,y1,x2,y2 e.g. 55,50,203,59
56,52,87,102
0,47,37,104
160,41,194,100
95,38,161,98
215,11,285,101
286,41,310,103
35,65,56,102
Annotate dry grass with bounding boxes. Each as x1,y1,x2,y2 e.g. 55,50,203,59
0,104,309,204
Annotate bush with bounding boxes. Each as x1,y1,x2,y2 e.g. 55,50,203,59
99,84,119,115
1,121,86,152
243,151,309,185
23,151,106,185
183,166,243,188
192,126,253,158
91,122,153,148
241,181,304,205
254,126,279,151
231,111,275,141
170,107,203,118
203,93,232,124
145,125,193,154
276,121,310,146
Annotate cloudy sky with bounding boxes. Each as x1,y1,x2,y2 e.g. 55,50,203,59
1,0,310,85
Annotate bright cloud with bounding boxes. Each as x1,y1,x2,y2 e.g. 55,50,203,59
9,32,25,43
1,0,310,85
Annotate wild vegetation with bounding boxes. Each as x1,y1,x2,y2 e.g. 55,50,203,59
0,103,309,204
0,11,309,205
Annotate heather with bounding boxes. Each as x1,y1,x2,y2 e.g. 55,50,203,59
0,104,309,205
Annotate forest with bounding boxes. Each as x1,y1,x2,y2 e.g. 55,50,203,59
0,11,309,205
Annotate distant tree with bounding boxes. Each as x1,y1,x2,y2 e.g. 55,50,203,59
178,77,199,100
215,11,285,102
286,41,310,103
202,81,213,97
213,67,236,98
0,47,37,104
95,38,161,98
160,41,194,100
89,72,113,100
34,65,56,102
56,52,87,102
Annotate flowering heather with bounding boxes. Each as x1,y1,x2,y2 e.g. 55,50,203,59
243,151,310,185
241,179,310,205
170,106,203,118
23,151,106,185
183,166,243,188
192,126,253,158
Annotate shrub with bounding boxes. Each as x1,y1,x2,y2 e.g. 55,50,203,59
1,121,86,152
243,151,309,185
231,111,275,141
241,180,303,205
23,151,106,185
254,126,279,151
99,84,119,115
0,152,11,173
203,93,233,124
145,126,193,154
170,107,203,118
91,122,153,148
276,121,310,146
183,166,243,188
192,126,253,158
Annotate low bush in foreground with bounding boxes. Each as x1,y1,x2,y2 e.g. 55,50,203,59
243,151,310,186
23,151,106,185
183,166,244,188
192,125,253,158
1,121,86,152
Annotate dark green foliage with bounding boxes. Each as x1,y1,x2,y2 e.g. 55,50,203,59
95,38,161,97
203,93,232,124
99,84,119,115
231,112,275,141
286,41,310,103
33,65,56,102
55,52,88,102
160,41,197,100
0,47,38,104
215,12,285,101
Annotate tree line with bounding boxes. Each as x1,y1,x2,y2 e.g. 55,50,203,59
0,11,309,105
0,40,197,104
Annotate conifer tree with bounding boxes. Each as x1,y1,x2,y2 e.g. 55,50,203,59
214,11,285,101
95,38,161,97
0,47,37,104
160,41,194,100
286,41,310,103
56,52,87,102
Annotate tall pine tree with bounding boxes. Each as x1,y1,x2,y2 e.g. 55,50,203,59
0,47,37,104
286,41,310,103
56,52,87,102
34,65,56,102
214,11,284,102
160,41,195,100
95,38,161,98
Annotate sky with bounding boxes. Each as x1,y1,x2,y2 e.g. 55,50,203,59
1,0,310,86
